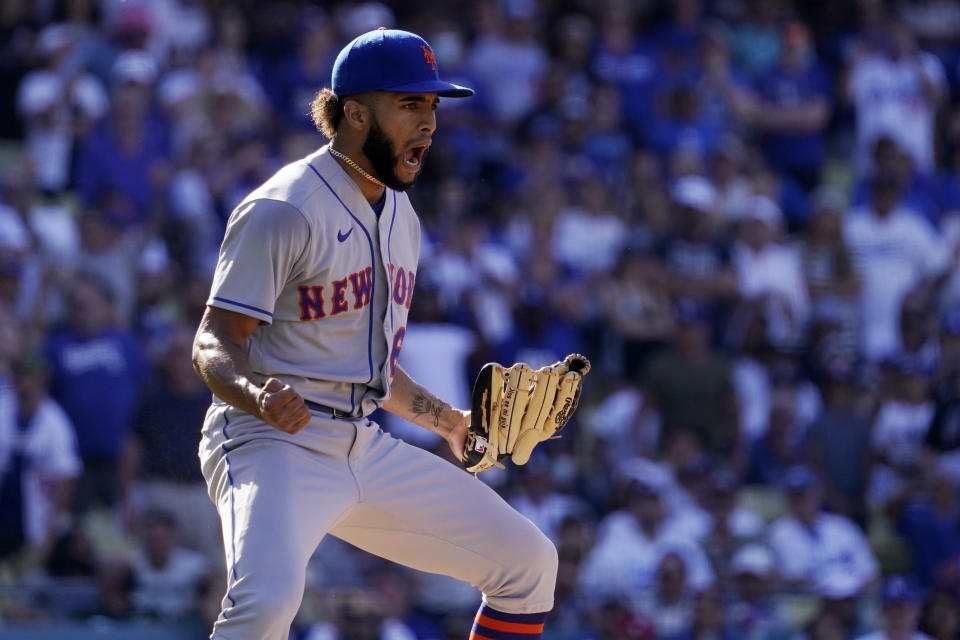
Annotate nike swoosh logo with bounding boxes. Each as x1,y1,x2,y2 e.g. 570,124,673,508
337,228,353,242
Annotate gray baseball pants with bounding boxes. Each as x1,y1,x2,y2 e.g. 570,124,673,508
199,404,557,640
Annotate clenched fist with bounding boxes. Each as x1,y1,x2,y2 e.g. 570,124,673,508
257,378,311,433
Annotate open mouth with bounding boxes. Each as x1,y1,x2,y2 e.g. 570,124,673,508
402,142,430,171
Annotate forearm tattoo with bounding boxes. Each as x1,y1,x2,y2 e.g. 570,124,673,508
410,393,448,429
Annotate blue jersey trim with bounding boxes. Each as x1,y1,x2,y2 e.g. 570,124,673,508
211,296,273,318
307,163,376,384
220,409,237,616
386,192,398,332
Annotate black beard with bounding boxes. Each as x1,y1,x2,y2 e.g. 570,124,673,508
362,116,423,192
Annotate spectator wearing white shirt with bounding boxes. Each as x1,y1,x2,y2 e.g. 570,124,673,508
727,543,802,640
551,174,627,277
844,173,950,362
856,575,932,640
868,356,936,507
668,465,767,571
129,509,215,621
733,195,810,347
846,20,947,176
578,475,715,605
0,351,81,563
466,0,548,126
632,551,695,639
768,466,879,595
16,24,108,193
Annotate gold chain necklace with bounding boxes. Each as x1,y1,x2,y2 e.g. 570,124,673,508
329,147,385,188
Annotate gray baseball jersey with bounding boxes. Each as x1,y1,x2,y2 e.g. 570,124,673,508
199,145,557,640
207,145,419,416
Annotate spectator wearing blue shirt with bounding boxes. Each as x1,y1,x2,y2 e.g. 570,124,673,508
44,272,148,510
937,146,960,218
75,51,171,227
744,22,833,192
266,10,338,131
646,82,725,162
655,0,706,83
591,4,659,141
578,84,635,186
888,466,960,590
730,0,785,76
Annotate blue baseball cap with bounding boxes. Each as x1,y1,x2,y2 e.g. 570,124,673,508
332,28,474,98
781,465,817,493
881,575,919,605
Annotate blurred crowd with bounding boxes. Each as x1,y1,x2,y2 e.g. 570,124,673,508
6,0,960,639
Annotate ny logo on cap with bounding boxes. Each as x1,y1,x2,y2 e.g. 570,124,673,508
420,44,436,71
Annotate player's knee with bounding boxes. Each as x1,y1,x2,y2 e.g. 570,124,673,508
493,528,557,600
243,581,304,627
530,530,559,589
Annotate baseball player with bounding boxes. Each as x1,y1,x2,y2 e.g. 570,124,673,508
192,29,557,640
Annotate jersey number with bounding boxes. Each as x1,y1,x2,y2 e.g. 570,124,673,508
389,327,405,378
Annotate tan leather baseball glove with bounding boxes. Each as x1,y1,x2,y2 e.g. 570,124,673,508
462,353,591,474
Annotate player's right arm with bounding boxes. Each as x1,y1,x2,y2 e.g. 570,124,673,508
193,306,311,434
194,197,312,433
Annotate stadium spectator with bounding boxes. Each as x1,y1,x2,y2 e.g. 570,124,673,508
126,324,220,564
844,172,950,361
0,351,81,566
741,22,833,191
887,464,960,590
128,509,215,622
847,18,947,175
634,551,696,639
268,8,339,132
747,388,808,486
767,466,879,596
658,176,737,309
578,475,715,605
590,2,658,141
75,49,171,226
686,467,766,576
551,173,627,277
16,23,107,193
799,186,861,350
868,356,936,507
855,575,930,640
726,543,800,640
732,195,810,347
43,271,148,510
680,585,733,640
919,588,960,640
466,0,547,127
709,136,754,224
852,136,941,224
926,356,960,482
641,299,740,459
806,361,873,520
600,249,673,380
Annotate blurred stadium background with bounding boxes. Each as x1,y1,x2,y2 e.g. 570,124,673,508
4,0,960,638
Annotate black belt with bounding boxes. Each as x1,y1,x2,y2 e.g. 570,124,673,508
304,400,355,420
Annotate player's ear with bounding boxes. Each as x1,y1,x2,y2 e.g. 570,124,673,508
342,96,370,131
